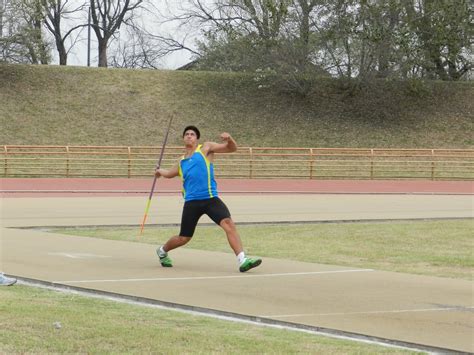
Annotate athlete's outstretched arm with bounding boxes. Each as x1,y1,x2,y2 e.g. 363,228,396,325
205,132,237,154
155,163,179,178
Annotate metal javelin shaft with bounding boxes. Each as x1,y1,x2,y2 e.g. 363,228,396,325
139,115,173,236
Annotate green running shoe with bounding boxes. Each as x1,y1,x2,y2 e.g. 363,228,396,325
239,258,262,272
159,255,173,267
156,248,173,267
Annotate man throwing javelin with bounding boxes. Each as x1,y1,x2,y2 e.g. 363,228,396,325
155,126,262,272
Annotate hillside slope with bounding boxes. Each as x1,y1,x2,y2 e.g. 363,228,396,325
1,64,472,148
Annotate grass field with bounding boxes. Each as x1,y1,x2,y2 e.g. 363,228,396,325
4,220,467,354
52,219,473,280
1,64,473,148
0,285,416,354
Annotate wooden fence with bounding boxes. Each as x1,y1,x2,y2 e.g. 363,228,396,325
1,145,473,180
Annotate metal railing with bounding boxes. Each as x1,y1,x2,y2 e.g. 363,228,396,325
1,145,473,180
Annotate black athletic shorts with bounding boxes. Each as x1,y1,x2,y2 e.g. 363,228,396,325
179,197,231,237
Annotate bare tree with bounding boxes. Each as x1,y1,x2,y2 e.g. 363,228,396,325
168,0,290,40
42,0,87,65
108,25,159,68
111,32,199,68
89,0,143,67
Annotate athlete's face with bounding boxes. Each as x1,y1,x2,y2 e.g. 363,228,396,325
183,130,198,145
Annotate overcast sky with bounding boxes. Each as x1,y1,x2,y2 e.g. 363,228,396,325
64,39,194,69
50,0,199,69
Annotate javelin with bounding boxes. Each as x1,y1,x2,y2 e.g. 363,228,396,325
139,115,174,236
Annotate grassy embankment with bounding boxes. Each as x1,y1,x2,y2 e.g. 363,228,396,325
1,63,472,148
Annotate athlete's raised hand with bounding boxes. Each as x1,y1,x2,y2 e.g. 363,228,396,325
220,132,232,142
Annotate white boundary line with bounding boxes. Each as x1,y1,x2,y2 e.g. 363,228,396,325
265,306,474,318
54,269,374,284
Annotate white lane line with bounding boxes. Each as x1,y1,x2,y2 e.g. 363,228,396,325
265,306,474,318
54,268,374,284
48,252,111,259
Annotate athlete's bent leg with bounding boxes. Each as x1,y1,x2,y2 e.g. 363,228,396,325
162,235,191,253
220,217,262,272
157,235,190,267
219,218,243,255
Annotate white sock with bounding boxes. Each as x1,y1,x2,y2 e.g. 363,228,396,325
237,252,246,265
158,246,167,257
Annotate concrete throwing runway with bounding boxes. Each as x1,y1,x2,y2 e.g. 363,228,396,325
1,190,473,352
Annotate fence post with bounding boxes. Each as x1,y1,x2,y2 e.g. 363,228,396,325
431,149,435,180
309,148,314,179
249,147,253,178
128,147,132,178
370,149,374,180
3,146,7,177
66,146,70,177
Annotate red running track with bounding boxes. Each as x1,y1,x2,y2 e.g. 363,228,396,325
0,178,472,197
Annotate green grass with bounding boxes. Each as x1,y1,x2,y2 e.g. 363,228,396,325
1,64,473,148
0,286,416,354
53,219,474,280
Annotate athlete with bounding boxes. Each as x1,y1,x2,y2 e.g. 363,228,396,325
154,125,262,272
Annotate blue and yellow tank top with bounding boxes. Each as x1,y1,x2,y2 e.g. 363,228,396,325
178,144,218,202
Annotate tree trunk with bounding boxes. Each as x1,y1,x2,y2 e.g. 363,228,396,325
28,44,39,64
98,39,108,67
33,18,48,64
433,57,448,80
0,0,4,36
58,41,67,65
298,0,311,64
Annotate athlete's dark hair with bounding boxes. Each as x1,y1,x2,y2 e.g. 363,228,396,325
183,125,200,139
